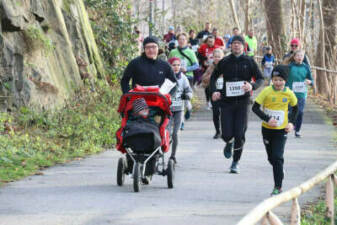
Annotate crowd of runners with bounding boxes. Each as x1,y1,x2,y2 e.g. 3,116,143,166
122,23,313,195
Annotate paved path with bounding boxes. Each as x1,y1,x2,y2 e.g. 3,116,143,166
0,87,336,225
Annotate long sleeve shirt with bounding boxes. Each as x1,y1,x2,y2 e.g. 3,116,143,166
121,55,176,94
210,53,264,103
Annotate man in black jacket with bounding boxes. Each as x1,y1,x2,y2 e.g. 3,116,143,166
210,35,264,173
121,36,176,94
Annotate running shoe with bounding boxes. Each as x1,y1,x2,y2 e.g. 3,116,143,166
230,161,239,174
270,187,282,196
180,122,184,130
295,132,301,138
223,141,234,158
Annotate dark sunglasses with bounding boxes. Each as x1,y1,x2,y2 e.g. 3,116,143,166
291,45,298,47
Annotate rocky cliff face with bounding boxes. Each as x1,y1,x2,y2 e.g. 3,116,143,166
0,0,104,110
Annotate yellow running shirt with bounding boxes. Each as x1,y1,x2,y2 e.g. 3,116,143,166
255,86,297,129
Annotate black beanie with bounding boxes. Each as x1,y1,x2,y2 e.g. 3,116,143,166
231,35,245,45
271,65,289,81
143,36,159,48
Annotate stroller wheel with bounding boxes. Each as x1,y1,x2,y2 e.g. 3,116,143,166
117,157,126,186
167,159,175,189
133,162,141,192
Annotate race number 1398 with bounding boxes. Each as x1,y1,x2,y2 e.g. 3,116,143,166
226,81,245,97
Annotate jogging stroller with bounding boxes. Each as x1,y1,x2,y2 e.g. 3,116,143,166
115,85,175,192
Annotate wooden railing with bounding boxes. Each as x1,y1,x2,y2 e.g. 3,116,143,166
237,160,337,225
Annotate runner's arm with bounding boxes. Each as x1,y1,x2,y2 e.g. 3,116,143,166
261,56,265,66
209,65,220,94
183,77,193,100
121,61,134,93
288,104,299,124
250,59,264,90
186,62,199,72
252,102,270,122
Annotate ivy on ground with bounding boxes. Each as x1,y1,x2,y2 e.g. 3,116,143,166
0,81,121,183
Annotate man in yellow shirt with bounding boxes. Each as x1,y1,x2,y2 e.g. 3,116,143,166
252,65,298,195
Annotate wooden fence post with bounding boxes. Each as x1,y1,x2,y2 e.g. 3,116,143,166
267,211,284,225
325,175,335,225
290,198,300,225
261,215,269,225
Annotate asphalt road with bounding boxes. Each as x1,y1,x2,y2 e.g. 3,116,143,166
0,89,336,225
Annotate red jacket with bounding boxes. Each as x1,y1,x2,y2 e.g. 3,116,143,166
198,44,220,68
215,37,224,47
163,33,176,43
198,43,220,58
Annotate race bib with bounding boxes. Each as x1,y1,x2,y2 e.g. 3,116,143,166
264,108,285,127
292,82,307,93
172,97,183,107
216,77,224,90
265,61,273,68
226,81,245,97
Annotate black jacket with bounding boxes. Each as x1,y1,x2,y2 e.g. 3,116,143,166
210,54,264,103
121,55,176,94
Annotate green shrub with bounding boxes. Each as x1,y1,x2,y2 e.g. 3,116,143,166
84,0,138,79
301,185,337,225
0,81,121,183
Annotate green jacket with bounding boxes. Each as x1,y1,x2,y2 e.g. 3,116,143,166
169,47,198,77
286,62,313,99
245,35,257,57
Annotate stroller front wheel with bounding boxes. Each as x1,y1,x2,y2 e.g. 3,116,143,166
117,157,126,186
133,162,141,192
167,159,175,189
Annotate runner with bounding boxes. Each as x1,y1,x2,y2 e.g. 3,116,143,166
286,50,313,138
188,29,199,52
210,35,263,173
163,26,176,43
198,35,220,110
201,48,225,139
168,32,199,128
197,22,212,42
283,38,310,66
244,29,257,57
261,46,275,85
169,33,199,85
212,28,225,48
167,57,193,163
252,65,298,195
121,36,176,94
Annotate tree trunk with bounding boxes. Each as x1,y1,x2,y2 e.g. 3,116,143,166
244,0,251,33
171,0,176,28
264,0,286,59
153,0,157,28
315,0,330,97
229,0,241,30
322,0,337,103
291,0,296,38
161,0,165,34
299,0,306,44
